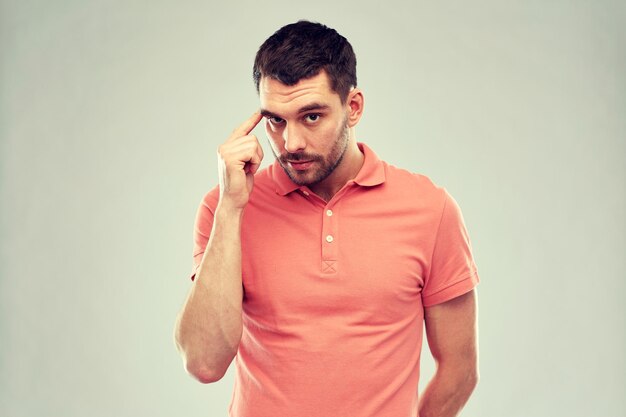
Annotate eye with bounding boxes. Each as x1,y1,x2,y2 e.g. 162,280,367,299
267,116,285,125
304,114,321,123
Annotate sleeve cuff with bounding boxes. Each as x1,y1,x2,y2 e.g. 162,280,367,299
422,270,480,307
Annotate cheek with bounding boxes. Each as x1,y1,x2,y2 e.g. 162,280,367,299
320,122,343,142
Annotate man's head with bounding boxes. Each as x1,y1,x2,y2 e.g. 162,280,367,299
253,21,363,191
253,20,357,104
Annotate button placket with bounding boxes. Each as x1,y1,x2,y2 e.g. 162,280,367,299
321,203,338,275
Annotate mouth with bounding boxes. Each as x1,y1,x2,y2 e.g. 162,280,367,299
287,160,314,171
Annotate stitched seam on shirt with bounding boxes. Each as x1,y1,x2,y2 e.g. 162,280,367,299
425,190,449,283
322,260,336,272
423,268,478,298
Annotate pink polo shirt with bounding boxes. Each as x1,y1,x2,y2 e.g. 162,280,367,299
190,142,479,417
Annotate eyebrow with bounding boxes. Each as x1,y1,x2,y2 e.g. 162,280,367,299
260,103,330,119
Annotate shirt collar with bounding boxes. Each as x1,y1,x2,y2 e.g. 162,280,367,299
271,142,386,196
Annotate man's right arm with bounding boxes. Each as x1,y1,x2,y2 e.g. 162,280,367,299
173,112,264,383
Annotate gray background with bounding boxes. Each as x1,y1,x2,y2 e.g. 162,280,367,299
1,1,624,416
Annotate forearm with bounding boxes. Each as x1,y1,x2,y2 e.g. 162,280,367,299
418,364,478,417
174,204,245,382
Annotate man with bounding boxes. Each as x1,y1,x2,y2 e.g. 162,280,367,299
174,20,480,417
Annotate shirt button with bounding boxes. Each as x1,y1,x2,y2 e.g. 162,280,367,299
325,235,334,243
326,209,333,216
302,190,310,196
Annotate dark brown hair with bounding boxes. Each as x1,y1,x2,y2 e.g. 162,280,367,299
253,20,357,103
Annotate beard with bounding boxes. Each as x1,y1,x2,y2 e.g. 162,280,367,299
273,116,350,187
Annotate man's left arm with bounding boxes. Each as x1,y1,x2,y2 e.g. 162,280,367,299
418,289,479,417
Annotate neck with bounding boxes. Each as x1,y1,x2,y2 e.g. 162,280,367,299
309,139,364,202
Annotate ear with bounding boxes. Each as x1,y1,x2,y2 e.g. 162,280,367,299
345,88,364,128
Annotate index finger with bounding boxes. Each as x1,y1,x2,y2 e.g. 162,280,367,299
233,111,263,137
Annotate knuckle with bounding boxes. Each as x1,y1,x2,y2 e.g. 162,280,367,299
217,145,228,159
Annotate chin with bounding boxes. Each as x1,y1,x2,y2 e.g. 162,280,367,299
285,168,316,185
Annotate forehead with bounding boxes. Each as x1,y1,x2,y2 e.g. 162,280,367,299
259,71,341,114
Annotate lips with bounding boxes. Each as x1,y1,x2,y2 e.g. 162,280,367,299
287,160,314,171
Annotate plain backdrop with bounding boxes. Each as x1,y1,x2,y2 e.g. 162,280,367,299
1,1,624,416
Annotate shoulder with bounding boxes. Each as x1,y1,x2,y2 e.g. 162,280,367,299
381,160,448,206
385,163,472,235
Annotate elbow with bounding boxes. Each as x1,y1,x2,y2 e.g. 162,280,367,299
174,330,228,384
185,361,226,384
178,347,238,384
173,314,241,384
179,342,237,384
467,366,479,391
178,343,234,384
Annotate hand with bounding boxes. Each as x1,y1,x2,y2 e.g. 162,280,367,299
216,111,264,210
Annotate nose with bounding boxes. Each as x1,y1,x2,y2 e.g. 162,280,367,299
283,124,306,153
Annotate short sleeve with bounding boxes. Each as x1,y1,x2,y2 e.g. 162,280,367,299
189,186,220,282
422,189,480,307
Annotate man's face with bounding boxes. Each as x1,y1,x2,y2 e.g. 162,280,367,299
259,71,351,187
